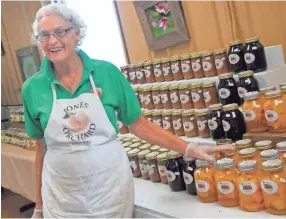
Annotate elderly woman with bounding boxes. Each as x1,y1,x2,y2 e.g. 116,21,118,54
23,4,233,218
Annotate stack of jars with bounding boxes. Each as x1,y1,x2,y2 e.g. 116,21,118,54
9,106,24,123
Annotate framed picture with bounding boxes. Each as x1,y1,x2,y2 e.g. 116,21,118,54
16,46,41,82
133,1,189,51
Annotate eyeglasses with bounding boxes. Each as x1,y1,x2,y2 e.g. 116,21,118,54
36,27,74,42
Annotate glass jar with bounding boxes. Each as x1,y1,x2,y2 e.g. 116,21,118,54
235,138,253,153
282,86,286,103
237,70,259,101
218,73,242,106
180,53,194,79
138,149,151,180
258,86,276,104
208,104,225,140
183,158,197,195
228,40,246,73
244,37,267,73
172,110,185,136
120,65,130,82
138,143,152,151
280,82,286,88
133,87,141,108
150,145,161,152
190,83,205,109
178,86,193,112
143,86,155,110
260,149,280,168
162,110,175,134
255,140,274,162
127,148,141,177
194,159,217,203
146,151,161,182
153,59,165,82
122,142,133,148
202,81,219,107
195,108,210,138
222,103,246,141
144,61,157,84
169,85,182,109
166,151,186,191
264,90,286,132
190,53,205,78
117,121,129,134
135,62,147,84
260,159,286,215
216,139,233,160
242,91,268,133
152,110,163,128
161,58,174,82
238,148,260,164
201,50,218,77
151,85,163,109
143,110,153,123
138,88,146,109
122,137,133,143
129,142,142,150
157,152,168,184
237,160,265,212
128,64,137,85
214,48,230,75
276,141,286,161
182,109,199,138
170,55,184,81
219,150,239,166
160,85,172,109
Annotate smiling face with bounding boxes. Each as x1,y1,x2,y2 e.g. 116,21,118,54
38,14,81,63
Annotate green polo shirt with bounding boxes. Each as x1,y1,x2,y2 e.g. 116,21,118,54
22,49,141,140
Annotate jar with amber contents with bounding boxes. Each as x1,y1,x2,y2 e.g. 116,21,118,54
258,86,276,104
172,110,185,136
146,151,161,183
153,59,165,82
219,150,239,166
281,86,286,103
238,148,260,164
202,81,219,107
138,149,151,180
190,53,204,78
170,55,184,81
117,121,129,134
143,86,155,110
143,110,153,123
260,149,279,167
157,152,168,184
160,85,172,109
195,109,210,138
162,110,175,134
128,64,137,85
151,85,163,109
120,65,130,82
182,109,199,138
138,88,146,109
276,141,286,161
161,58,174,82
194,159,217,203
264,90,286,132
144,61,156,83
208,104,225,140
133,87,141,108
216,139,233,160
255,140,273,161
180,53,194,79
127,148,141,177
190,83,205,109
169,85,182,109
152,110,163,128
135,62,147,84
260,159,286,215
178,84,193,109
235,139,253,155
201,50,218,77
237,160,265,212
214,48,230,75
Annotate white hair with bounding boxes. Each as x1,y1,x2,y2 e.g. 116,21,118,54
32,3,87,46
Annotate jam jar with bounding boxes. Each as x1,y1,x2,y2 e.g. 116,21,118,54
182,109,199,138
238,148,260,164
260,149,280,167
128,64,137,85
180,53,194,79
138,149,151,180
172,110,185,136
183,158,197,195
214,48,230,75
133,87,141,108
152,110,163,128
259,86,276,104
237,70,259,101
276,141,286,160
153,59,165,82
144,61,157,83
160,85,172,109
143,86,155,110
157,152,168,184
244,37,267,73
222,103,246,141
120,65,130,82
151,85,163,109
138,87,146,109
201,50,218,77
161,58,174,82
195,108,210,138
218,73,242,106
117,121,129,134
190,53,205,78
170,55,184,81
228,40,246,73
166,151,186,192
202,81,220,107
143,110,153,123
178,84,193,109
135,62,147,84
169,85,182,109
127,148,141,177
208,104,225,140
255,140,274,161
146,151,161,183
281,86,286,102
235,139,253,155
162,110,175,134
190,83,206,109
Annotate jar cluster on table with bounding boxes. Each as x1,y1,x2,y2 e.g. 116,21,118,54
8,106,24,123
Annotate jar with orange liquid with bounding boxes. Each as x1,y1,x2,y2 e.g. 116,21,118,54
235,139,253,156
194,159,217,203
260,149,279,168
214,158,239,207
215,139,233,160
237,160,265,212
276,141,286,161
255,140,274,161
281,86,286,102
219,150,239,166
283,154,286,171
238,148,260,164
260,159,286,215
258,85,276,103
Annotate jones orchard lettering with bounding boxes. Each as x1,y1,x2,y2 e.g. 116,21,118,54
64,102,89,114
63,123,96,142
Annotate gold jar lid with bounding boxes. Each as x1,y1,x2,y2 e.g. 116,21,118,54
222,103,239,111
180,53,190,60
160,85,169,90
195,108,209,116
139,143,152,150
216,158,235,169
125,147,132,153
200,50,213,57
141,140,147,144
259,86,276,94
196,159,211,168
202,81,216,88
255,140,273,151
170,55,180,62
235,139,253,149
169,85,178,90
158,147,169,153
276,141,286,152
151,85,161,91
216,138,233,145
157,152,168,161
246,37,259,43
143,86,152,92
238,147,256,157
133,62,144,68
190,82,202,89
229,40,242,46
167,150,182,159
219,73,233,79
178,84,190,89
238,70,254,78
220,150,236,157
172,109,183,116
281,85,286,92
161,57,170,63
138,149,151,158
120,65,129,70
244,91,259,100
133,87,140,92
262,159,283,171
182,109,195,116
150,145,161,151
265,90,281,98
190,52,201,59
162,109,173,116
214,48,227,55
143,61,152,66
208,103,223,111
283,153,286,162
152,110,162,116
131,138,141,143
260,149,279,161
153,59,162,65
142,110,153,116
129,64,135,68
146,151,160,160
122,142,133,148
122,137,133,142
127,148,140,157
129,142,142,149
279,82,286,87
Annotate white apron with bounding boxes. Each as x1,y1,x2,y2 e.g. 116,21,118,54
42,75,134,218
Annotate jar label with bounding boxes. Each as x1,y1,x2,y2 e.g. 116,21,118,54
219,88,231,99
173,119,182,131
163,67,170,76
182,63,191,73
147,164,156,175
158,165,167,177
203,91,211,103
180,94,190,104
183,122,194,132
161,94,169,104
215,58,224,70
238,87,248,98
244,53,255,64
217,181,235,195
265,110,278,122
208,119,218,131
191,92,201,102
145,95,151,105
228,54,240,65
171,62,180,74
183,171,194,184
163,120,171,130
129,72,136,80
139,95,145,104
139,163,148,174
154,69,162,77
144,69,151,78
222,120,231,132
197,120,206,131
123,73,128,79
192,62,201,72
196,180,210,193
170,92,179,103
261,180,278,195
153,119,162,127
203,61,212,72
166,170,176,182
147,118,152,123
117,121,123,129
136,71,144,79
130,161,137,171
153,95,161,104
243,110,256,121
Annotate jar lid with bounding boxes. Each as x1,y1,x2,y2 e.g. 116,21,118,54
244,91,259,100
167,150,181,159
229,40,242,46
150,145,161,151
138,149,151,158
180,53,190,60
169,84,178,90
152,110,162,116
276,141,286,152
125,147,132,153
238,70,254,78
160,85,169,90
146,151,160,160
120,65,129,70
133,62,144,68
195,159,211,168
265,90,281,98
151,85,162,91
143,86,152,92
142,110,153,116
152,59,161,65
129,142,142,149
195,108,209,116
133,87,140,92
129,64,135,68
260,149,279,161
208,103,223,111
162,109,173,116
255,140,273,151
216,138,233,145
158,147,169,153
220,150,236,157
216,158,235,169
122,142,133,148
200,50,213,57
122,137,133,142
172,109,183,116
182,109,195,116
190,82,202,89
281,85,286,92
131,138,141,143
178,84,190,89
214,48,227,55
259,86,276,94
161,57,170,63
222,103,239,111
219,72,233,79
190,52,201,59
138,143,152,150
170,55,180,61
202,81,216,88
280,82,286,87
141,140,147,144
238,160,257,171
262,159,283,171
246,37,259,43
235,139,253,148
127,148,140,157
239,147,256,157
157,152,168,161
143,61,152,66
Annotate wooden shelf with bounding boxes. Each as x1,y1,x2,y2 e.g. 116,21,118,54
243,131,286,145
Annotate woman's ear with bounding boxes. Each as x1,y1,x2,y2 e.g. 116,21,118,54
73,27,81,41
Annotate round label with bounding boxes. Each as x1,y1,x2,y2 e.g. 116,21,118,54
147,164,155,175
161,94,169,104
192,93,201,102
196,180,210,193
215,59,224,70
145,95,151,105
139,163,148,174
171,64,179,74
123,73,128,79
265,110,278,122
154,69,162,77
166,171,176,182
180,94,190,104
163,67,170,76
136,71,144,79
144,69,151,78
197,120,206,131
181,63,191,73
222,120,231,132
208,120,218,131
203,91,211,103
130,161,137,171
153,95,161,104
244,53,255,64
219,88,231,99
117,121,123,129
192,62,201,72
183,171,194,184
229,54,240,65
153,119,162,127
147,118,152,123
238,87,248,98
139,95,145,104
158,166,167,177
129,72,136,80
203,61,212,71
173,119,182,131
218,181,235,194
171,93,179,103
261,180,278,195
163,120,171,130
183,122,194,132
243,110,256,121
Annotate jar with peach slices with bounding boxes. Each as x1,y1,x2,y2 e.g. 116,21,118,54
276,141,286,161
235,139,253,155
238,147,260,164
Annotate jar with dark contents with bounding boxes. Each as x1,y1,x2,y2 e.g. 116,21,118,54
162,110,175,134
190,83,206,109
171,55,184,81
138,88,146,109
178,84,194,109
202,81,219,107
169,85,182,109
135,62,147,84
183,158,197,195
190,53,205,78
214,48,230,75
151,85,163,109
146,151,161,182
120,65,130,82
172,110,185,136
201,50,218,77
143,110,153,123
166,151,186,191
138,149,151,180
143,86,155,110
161,58,174,82
244,37,267,73
218,73,242,106
117,120,129,134
237,70,259,101
127,148,141,177
182,109,199,138
152,110,163,128
222,104,246,141
195,109,210,138
228,40,246,73
128,64,137,85
180,53,194,79
152,59,165,82
144,61,157,83
157,152,168,184
160,85,172,109
133,87,141,108
208,104,225,140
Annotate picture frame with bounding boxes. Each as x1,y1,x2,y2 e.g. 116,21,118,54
16,46,41,82
133,1,190,51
